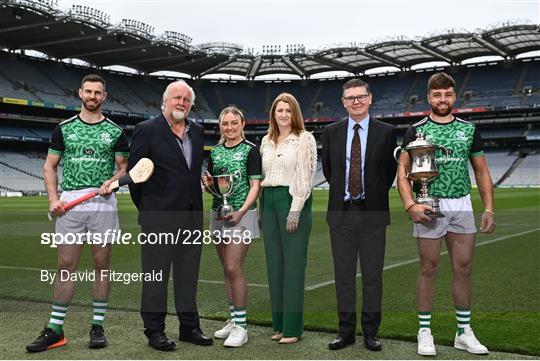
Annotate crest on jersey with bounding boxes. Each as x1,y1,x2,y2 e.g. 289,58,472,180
100,132,112,144
233,152,243,161
456,130,467,141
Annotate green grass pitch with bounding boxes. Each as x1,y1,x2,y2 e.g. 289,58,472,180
0,188,538,358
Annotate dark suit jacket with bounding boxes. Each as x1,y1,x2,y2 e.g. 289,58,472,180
128,114,204,229
321,117,397,228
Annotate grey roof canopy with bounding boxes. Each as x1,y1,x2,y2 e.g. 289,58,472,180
1,1,539,78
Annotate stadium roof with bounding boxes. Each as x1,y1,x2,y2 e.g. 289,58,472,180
1,1,539,79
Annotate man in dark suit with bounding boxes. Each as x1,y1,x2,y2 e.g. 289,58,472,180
322,79,397,351
128,80,212,351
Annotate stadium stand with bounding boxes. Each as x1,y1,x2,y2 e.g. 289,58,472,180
468,151,518,185
0,151,48,192
502,154,540,186
1,5,539,192
3,52,540,120
3,148,535,193
481,127,527,139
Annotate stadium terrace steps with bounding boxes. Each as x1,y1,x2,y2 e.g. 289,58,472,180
0,161,43,180
2,51,538,116
502,154,540,186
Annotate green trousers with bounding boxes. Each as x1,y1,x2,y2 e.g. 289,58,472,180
262,186,312,337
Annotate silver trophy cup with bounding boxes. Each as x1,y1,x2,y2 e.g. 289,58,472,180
204,171,239,220
394,133,449,218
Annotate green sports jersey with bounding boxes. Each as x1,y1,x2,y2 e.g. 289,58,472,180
208,139,262,211
402,116,484,198
48,115,129,191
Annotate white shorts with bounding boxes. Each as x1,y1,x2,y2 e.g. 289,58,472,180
413,194,477,239
209,209,260,241
55,188,119,245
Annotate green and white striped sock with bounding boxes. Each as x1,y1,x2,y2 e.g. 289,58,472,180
234,306,247,329
229,302,235,320
91,299,108,326
418,311,432,330
455,306,471,335
47,302,68,334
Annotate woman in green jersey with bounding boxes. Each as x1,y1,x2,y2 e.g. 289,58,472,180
202,106,262,347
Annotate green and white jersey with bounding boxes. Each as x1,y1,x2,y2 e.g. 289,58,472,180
208,139,262,211
402,116,484,198
48,115,129,191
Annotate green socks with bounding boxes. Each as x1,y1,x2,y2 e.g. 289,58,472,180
91,299,108,326
48,302,68,334
229,302,235,320
234,306,247,329
418,311,432,330
47,299,108,334
455,306,471,335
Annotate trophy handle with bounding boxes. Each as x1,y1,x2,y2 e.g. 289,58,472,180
226,170,242,197
393,146,410,178
393,146,404,164
202,174,223,199
437,145,450,163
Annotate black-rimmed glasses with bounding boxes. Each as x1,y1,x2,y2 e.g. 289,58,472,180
342,94,370,103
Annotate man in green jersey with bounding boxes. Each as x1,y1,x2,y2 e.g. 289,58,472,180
26,74,129,352
397,73,496,356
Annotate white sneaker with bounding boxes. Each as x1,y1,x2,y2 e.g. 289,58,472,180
417,329,436,356
454,327,489,354
223,325,248,347
214,320,235,339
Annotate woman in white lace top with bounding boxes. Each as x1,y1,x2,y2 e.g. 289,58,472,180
260,92,317,344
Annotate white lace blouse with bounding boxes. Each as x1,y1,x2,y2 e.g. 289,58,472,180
260,131,318,216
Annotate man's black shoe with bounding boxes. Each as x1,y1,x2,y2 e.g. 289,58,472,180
364,335,382,351
26,327,67,352
179,327,213,346
88,324,107,349
144,329,176,351
328,335,355,350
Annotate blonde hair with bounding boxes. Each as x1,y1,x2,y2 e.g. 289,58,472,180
218,106,246,144
268,93,305,144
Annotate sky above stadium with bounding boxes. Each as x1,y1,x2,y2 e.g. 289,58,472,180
57,0,539,53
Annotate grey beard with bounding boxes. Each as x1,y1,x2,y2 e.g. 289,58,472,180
172,110,186,121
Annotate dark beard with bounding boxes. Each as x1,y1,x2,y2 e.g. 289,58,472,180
431,104,452,117
82,100,101,112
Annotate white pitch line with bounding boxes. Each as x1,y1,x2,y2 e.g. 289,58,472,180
0,266,268,288
305,228,540,291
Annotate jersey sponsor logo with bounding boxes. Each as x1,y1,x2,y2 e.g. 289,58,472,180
67,133,78,141
83,148,95,155
436,148,464,162
437,156,464,162
71,157,107,162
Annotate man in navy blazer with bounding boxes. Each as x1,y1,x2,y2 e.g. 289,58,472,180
322,79,397,352
128,80,212,350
